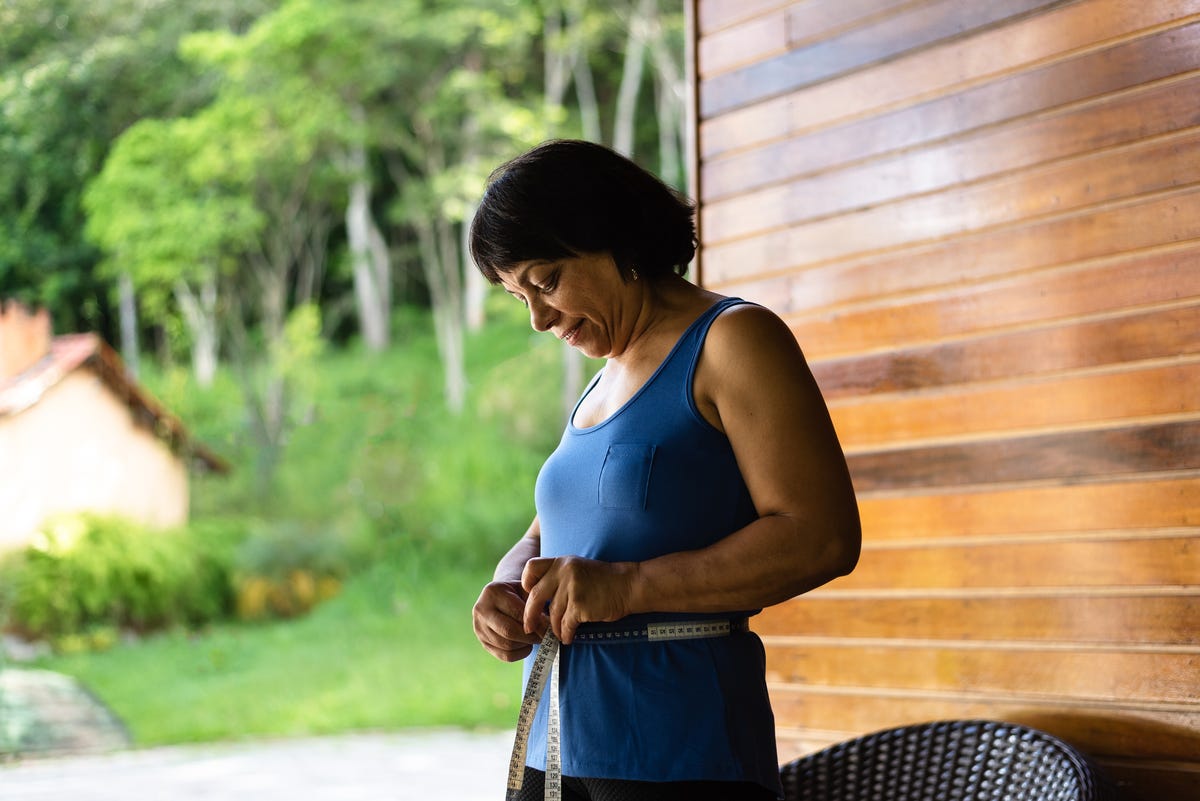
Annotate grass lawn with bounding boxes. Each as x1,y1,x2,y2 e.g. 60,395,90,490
32,553,523,745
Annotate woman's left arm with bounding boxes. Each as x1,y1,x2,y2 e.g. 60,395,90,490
522,304,862,642
628,303,861,613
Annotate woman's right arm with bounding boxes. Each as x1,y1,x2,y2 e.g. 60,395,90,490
472,516,543,662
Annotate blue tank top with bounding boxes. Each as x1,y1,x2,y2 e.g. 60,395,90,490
523,297,783,796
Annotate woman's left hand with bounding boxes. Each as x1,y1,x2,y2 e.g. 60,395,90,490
522,556,638,645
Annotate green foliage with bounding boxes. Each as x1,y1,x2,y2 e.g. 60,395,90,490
0,514,250,644
35,555,522,744
0,0,278,337
230,518,371,621
251,303,561,567
82,114,263,316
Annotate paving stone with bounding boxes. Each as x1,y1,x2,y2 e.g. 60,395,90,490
0,729,515,800
0,669,130,757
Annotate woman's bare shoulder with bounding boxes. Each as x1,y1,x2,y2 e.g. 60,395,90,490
705,302,806,368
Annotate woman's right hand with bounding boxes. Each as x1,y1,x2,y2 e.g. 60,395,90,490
472,579,544,662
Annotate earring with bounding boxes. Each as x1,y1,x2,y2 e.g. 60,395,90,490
631,268,639,281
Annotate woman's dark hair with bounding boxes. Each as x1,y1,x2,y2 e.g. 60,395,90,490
469,139,696,283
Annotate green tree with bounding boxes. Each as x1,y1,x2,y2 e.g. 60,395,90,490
0,0,274,347
206,0,546,410
84,116,260,386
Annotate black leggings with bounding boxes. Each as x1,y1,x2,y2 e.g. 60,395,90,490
510,767,779,801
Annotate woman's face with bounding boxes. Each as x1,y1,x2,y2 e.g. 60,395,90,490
497,252,636,359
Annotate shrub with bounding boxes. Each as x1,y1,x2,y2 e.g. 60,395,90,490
231,519,370,621
0,514,250,644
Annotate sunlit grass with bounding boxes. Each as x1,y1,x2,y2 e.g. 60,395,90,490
35,552,523,745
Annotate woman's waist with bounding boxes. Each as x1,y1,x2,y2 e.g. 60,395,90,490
564,611,759,643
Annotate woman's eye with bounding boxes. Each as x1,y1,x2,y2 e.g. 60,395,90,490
538,271,560,293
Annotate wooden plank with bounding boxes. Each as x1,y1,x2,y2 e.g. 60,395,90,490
781,245,1200,358
701,20,1200,199
705,70,1200,237
785,0,932,50
704,186,1200,297
827,535,1200,589
810,305,1200,399
700,0,1200,158
856,478,1200,543
703,124,1200,248
761,641,1200,704
768,690,1200,761
700,0,1067,117
753,593,1200,644
828,362,1200,449
698,10,789,79
845,421,1200,491
697,0,791,35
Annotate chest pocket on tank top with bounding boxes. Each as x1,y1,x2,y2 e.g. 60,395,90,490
597,443,656,510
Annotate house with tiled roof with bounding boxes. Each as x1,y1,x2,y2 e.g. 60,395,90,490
0,301,226,550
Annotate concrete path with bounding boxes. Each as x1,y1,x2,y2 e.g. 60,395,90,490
0,729,515,800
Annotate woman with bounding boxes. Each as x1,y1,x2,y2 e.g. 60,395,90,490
470,140,861,801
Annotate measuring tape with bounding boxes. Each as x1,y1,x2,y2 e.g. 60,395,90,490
505,618,748,800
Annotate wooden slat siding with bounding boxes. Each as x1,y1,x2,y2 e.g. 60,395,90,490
700,0,1069,118
762,642,1199,703
829,362,1200,449
705,70,1200,243
846,421,1200,492
693,2,1200,794
704,125,1200,247
766,692,1200,760
697,9,788,79
703,20,1200,202
706,188,1200,297
855,478,1200,543
752,593,1200,644
785,245,1200,359
701,0,1200,159
699,0,921,78
696,0,790,35
831,536,1199,589
810,305,1200,399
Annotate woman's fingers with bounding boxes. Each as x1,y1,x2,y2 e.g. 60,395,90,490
473,580,540,661
522,558,557,635
522,557,636,645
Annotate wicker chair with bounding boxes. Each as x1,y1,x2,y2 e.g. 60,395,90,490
779,719,1117,801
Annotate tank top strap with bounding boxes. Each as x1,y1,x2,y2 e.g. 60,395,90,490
672,296,754,388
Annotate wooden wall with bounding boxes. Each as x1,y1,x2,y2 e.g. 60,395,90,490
688,1,1200,797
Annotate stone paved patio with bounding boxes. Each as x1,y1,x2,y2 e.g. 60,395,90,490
0,662,514,800
0,729,514,800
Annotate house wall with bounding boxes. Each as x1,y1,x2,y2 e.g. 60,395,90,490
689,0,1199,797
0,368,188,550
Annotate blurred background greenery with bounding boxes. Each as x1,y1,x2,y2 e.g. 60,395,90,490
0,0,683,746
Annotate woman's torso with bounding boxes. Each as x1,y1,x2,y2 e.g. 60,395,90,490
524,295,783,795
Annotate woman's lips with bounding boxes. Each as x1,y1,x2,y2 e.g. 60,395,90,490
560,320,583,346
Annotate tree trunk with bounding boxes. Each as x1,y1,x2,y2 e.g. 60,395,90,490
567,0,602,141
544,4,571,112
346,141,391,351
612,0,653,157
117,271,140,379
648,11,684,189
463,198,487,332
174,275,219,387
414,213,467,413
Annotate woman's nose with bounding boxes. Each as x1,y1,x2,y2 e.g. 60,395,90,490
528,297,555,332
